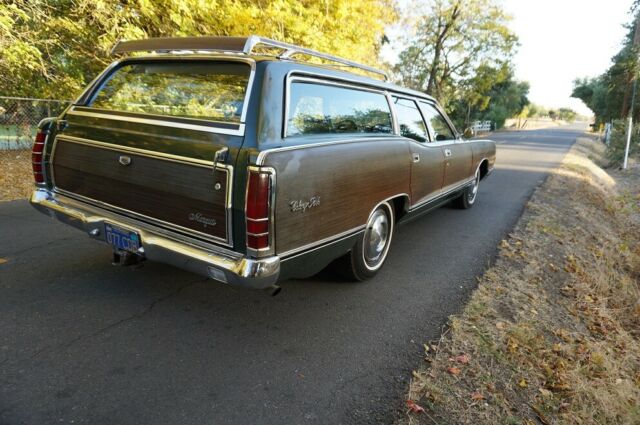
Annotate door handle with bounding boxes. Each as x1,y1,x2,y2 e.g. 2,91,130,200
444,148,452,157
412,153,420,163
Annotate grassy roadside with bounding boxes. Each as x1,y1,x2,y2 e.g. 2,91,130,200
401,136,640,425
0,149,33,201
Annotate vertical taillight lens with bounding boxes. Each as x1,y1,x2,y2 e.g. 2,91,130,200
32,131,47,184
246,169,272,251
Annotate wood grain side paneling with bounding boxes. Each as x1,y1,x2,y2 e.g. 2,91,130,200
52,139,228,240
263,139,411,255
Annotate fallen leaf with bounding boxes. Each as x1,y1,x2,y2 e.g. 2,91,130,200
471,391,484,401
447,367,461,376
406,399,425,414
455,353,471,364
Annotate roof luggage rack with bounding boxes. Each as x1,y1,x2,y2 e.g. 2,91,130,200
111,35,389,81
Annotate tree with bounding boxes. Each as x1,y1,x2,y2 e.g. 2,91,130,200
393,0,518,107
557,108,577,122
0,0,397,100
571,11,640,124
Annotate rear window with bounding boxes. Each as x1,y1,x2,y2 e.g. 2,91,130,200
89,61,251,122
286,81,393,136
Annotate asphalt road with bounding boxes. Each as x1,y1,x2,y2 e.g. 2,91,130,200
0,125,584,424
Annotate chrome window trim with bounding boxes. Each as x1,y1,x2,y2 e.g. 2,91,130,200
256,136,406,166
49,135,234,247
417,100,459,142
283,73,395,139
67,107,246,137
245,165,277,258
72,55,256,136
385,92,400,135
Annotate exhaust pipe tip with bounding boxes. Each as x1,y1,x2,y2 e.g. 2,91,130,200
265,284,282,297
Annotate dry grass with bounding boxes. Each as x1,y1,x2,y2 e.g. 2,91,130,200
401,137,640,425
0,149,33,201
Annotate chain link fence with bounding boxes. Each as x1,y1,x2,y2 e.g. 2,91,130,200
0,96,72,150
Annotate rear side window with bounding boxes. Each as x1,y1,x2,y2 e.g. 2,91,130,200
89,61,251,122
286,81,393,136
393,97,429,143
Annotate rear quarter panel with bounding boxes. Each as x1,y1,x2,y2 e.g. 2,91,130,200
261,138,411,257
470,140,496,172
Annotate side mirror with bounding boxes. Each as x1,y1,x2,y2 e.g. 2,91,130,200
462,127,474,139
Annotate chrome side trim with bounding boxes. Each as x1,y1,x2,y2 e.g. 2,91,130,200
256,136,406,166
280,227,366,261
67,107,246,136
409,178,474,212
50,135,234,247
279,225,366,259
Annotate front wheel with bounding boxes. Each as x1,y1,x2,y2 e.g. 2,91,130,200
340,201,395,281
453,168,480,209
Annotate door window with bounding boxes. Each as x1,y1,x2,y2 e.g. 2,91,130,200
392,97,429,143
419,102,456,141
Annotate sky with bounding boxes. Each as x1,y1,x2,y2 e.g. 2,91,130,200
383,0,633,117
503,0,631,116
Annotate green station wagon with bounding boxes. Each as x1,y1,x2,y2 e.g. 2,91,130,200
30,36,495,290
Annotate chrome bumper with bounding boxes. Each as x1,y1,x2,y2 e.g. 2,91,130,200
30,189,280,289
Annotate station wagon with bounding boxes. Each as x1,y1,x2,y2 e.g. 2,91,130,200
30,35,496,290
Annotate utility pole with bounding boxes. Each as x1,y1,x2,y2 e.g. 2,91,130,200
624,12,640,169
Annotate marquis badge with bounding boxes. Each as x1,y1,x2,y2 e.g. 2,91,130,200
188,212,217,227
289,196,321,213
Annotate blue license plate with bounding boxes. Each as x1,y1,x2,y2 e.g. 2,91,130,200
105,223,141,253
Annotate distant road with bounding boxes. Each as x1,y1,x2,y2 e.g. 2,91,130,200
0,125,586,424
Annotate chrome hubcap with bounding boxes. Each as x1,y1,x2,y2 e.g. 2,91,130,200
363,209,389,267
468,170,480,203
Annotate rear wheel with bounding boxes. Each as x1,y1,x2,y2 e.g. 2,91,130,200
453,168,480,209
340,201,394,281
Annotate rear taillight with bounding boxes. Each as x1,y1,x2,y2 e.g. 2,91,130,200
246,168,273,252
31,131,47,184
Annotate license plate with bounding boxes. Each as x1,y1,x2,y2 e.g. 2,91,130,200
105,223,141,253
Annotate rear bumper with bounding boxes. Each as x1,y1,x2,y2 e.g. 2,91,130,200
30,189,280,289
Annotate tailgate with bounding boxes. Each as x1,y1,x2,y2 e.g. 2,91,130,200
51,136,231,244
49,58,253,247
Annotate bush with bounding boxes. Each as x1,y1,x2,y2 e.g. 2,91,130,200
607,119,639,165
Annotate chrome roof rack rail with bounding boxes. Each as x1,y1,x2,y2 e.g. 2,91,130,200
111,35,389,81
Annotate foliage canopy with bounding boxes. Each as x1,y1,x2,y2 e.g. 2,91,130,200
0,0,396,100
393,0,527,129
